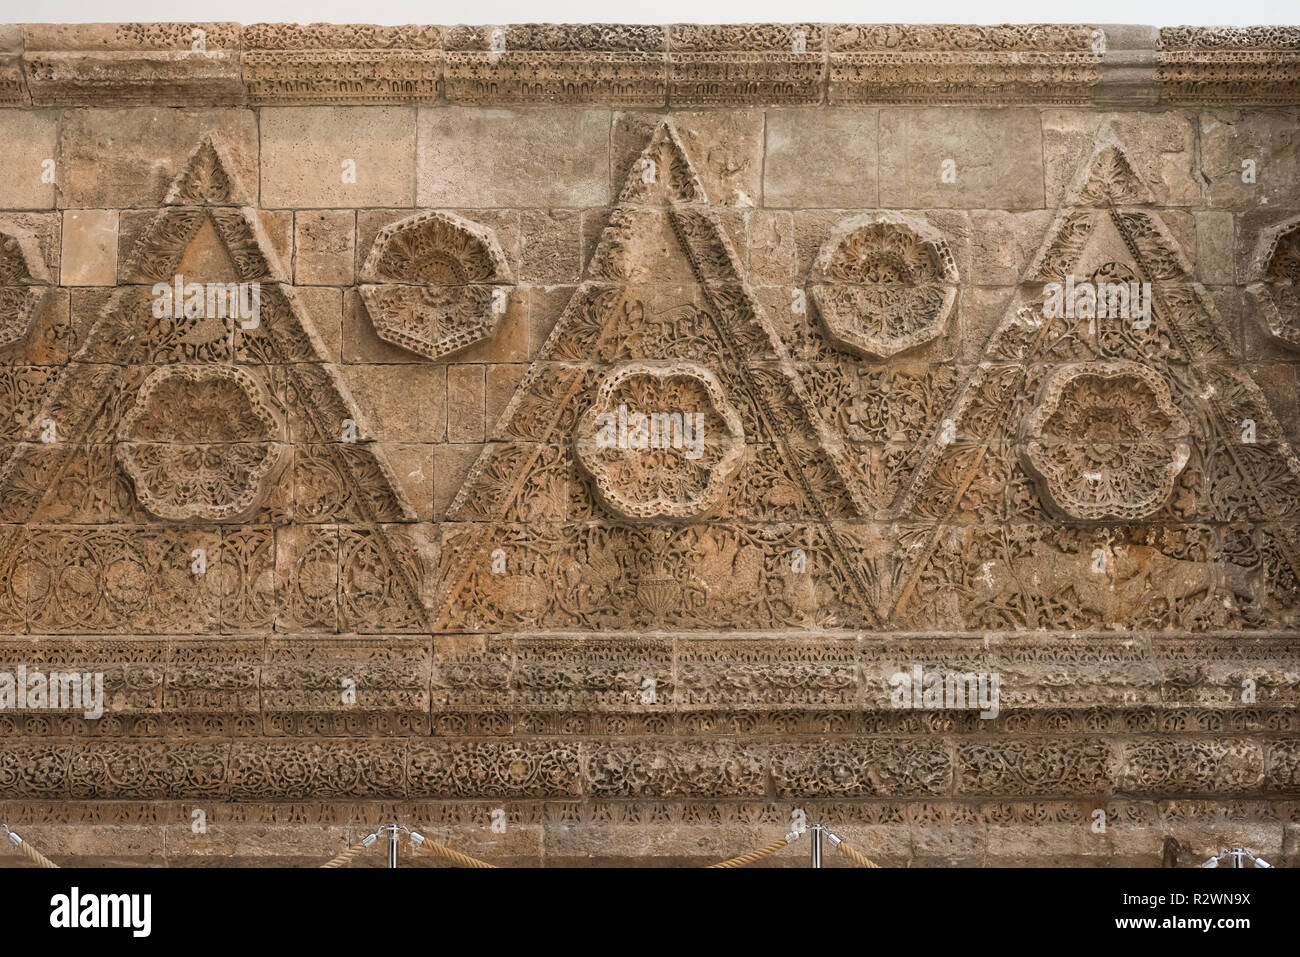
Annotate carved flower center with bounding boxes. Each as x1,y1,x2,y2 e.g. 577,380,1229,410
116,366,281,521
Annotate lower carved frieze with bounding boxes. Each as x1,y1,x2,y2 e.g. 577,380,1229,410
0,731,1295,800
0,797,1297,867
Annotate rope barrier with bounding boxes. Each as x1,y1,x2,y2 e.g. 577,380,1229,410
706,832,800,868
3,825,59,868
315,821,879,870
833,840,881,868
410,839,497,869
320,840,373,869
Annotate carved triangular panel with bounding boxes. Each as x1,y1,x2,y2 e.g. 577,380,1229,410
0,136,430,636
436,119,883,633
888,134,1300,632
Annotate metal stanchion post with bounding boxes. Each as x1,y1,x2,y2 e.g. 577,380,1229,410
387,824,399,869
1202,847,1271,868
810,824,823,868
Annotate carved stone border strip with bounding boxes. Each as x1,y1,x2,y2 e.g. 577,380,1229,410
3,24,1298,106
1157,26,1300,104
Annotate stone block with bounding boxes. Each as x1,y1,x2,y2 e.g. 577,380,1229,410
260,106,417,208
417,107,610,207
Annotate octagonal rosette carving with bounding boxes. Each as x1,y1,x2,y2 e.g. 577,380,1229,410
809,212,959,359
359,210,514,361
1247,213,1300,352
115,365,285,521
574,361,745,521
1022,361,1191,521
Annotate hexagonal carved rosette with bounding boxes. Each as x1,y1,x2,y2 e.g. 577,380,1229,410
809,212,958,359
1022,361,1190,521
116,365,284,521
574,362,745,521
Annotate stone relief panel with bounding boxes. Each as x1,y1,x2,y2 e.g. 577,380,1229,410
1248,213,1300,351
115,364,286,521
573,361,746,520
0,41,1295,865
0,132,431,641
0,227,52,352
808,212,959,359
359,210,515,360
436,118,878,634
890,132,1300,633
1021,361,1191,521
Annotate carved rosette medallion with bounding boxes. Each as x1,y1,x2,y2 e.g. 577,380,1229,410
809,212,958,358
574,362,745,520
116,365,283,521
359,211,514,360
1247,214,1300,352
1022,361,1190,521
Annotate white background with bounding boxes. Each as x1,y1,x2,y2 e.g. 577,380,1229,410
0,0,1292,28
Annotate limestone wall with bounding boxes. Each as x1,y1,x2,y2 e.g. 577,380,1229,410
0,22,1298,866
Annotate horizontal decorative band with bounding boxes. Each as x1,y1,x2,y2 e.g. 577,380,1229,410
0,24,1296,106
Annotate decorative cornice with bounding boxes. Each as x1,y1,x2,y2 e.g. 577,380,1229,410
1157,25,1300,104
0,23,1297,108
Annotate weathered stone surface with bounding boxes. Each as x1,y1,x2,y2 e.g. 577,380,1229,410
1200,108,1300,208
830,24,1103,105
0,22,1297,870
260,106,417,208
57,108,258,208
58,209,118,285
0,110,57,209
764,109,878,208
880,109,1045,209
417,107,610,207
244,23,441,105
1042,109,1202,206
444,25,665,106
23,23,244,105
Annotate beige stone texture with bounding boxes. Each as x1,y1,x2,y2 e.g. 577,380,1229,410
417,107,610,207
0,22,1298,870
764,109,878,208
880,108,1045,209
59,208,118,285
1200,109,1300,208
0,110,57,208
260,107,417,208
57,108,258,208
294,210,356,285
1042,109,1202,207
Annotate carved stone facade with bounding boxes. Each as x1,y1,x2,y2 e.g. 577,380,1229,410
0,22,1298,867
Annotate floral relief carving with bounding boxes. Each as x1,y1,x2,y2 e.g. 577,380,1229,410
359,210,514,360
574,361,745,521
0,228,52,352
1247,214,1300,352
809,213,959,359
0,57,1298,865
116,365,284,521
1022,361,1191,521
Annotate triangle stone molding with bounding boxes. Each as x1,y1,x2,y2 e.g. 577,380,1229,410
887,128,1300,631
0,130,430,632
435,117,883,633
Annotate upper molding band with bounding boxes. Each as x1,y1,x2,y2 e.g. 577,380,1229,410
0,23,1297,107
